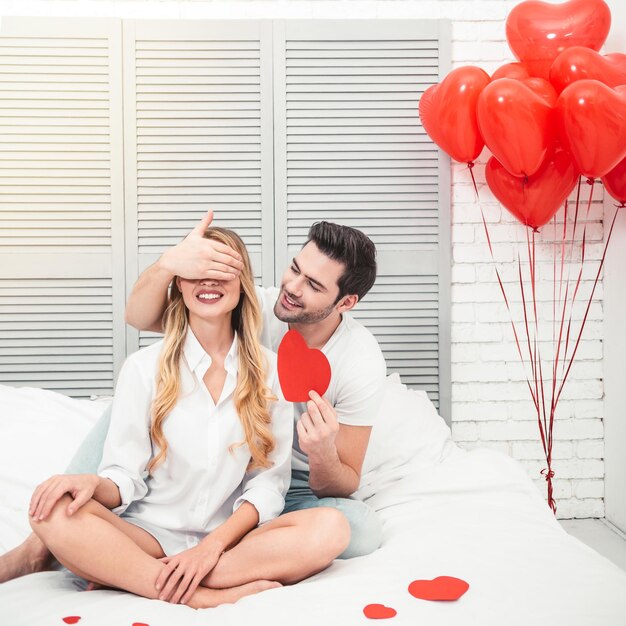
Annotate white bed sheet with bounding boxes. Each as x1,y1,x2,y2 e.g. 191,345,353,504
2,445,626,626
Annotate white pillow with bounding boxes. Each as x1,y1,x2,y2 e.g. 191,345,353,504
0,384,108,552
355,373,455,501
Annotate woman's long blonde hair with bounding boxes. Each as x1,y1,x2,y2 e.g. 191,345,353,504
146,227,276,474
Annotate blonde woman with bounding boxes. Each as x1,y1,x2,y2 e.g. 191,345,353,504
27,227,350,609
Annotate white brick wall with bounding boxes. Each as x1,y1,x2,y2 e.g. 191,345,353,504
0,0,606,519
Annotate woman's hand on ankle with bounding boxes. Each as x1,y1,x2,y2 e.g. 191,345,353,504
155,541,224,605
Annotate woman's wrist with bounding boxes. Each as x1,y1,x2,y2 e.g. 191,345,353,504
199,534,227,555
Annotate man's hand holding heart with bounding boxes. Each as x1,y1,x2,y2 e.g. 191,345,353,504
296,390,340,464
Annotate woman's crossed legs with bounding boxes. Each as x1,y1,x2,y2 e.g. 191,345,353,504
29,494,350,609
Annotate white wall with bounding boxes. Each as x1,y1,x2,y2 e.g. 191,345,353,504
0,0,613,519
603,0,626,533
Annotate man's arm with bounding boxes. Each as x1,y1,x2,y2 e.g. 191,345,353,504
298,345,386,497
124,260,174,333
306,416,372,498
124,210,244,332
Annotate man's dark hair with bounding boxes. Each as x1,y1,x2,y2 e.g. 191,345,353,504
305,221,377,302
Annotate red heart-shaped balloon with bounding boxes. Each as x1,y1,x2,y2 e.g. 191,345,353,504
522,77,558,107
477,78,556,177
62,618,81,625
491,64,557,106
277,330,331,402
486,150,579,230
602,156,626,206
556,81,626,179
550,47,626,94
408,576,469,601
506,0,611,79
491,62,530,82
363,604,397,619
418,66,490,164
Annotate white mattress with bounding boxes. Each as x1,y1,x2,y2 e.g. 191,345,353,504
1,383,625,625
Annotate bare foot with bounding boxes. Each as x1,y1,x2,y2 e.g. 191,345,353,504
0,533,55,583
85,581,117,592
186,580,282,609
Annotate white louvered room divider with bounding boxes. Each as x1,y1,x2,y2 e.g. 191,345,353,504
0,17,451,421
272,20,451,417
0,18,125,398
121,20,276,353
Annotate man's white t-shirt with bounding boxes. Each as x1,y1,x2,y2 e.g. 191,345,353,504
255,286,387,473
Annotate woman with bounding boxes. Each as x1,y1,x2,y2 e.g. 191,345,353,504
28,227,349,609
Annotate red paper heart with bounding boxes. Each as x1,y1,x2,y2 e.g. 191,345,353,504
408,576,469,601
62,618,81,625
556,82,626,179
485,149,579,230
132,623,150,626
277,330,331,402
363,604,397,619
418,66,490,164
550,47,626,94
506,0,611,79
477,78,556,177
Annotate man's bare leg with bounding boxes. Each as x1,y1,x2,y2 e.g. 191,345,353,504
0,532,55,583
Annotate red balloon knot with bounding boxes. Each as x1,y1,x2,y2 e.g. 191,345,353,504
541,467,555,480
586,177,595,186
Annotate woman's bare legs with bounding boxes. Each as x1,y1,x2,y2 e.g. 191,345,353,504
0,533,54,583
200,507,351,588
29,495,280,608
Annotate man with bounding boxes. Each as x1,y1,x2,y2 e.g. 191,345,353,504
0,212,387,590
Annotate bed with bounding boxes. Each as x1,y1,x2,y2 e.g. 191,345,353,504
1,375,625,625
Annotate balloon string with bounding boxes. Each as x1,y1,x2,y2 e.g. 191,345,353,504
479,208,539,411
518,250,540,419
557,177,581,383
467,162,479,199
562,180,594,370
554,201,620,410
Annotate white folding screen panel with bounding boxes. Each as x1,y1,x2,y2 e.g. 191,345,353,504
121,20,275,352
0,17,125,398
272,20,451,419
0,17,450,416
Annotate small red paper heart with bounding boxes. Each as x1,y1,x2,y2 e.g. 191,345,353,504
408,576,469,601
62,618,81,625
277,330,331,402
132,623,149,626
363,604,397,619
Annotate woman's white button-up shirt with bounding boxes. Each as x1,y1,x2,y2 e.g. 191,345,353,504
97,327,293,553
